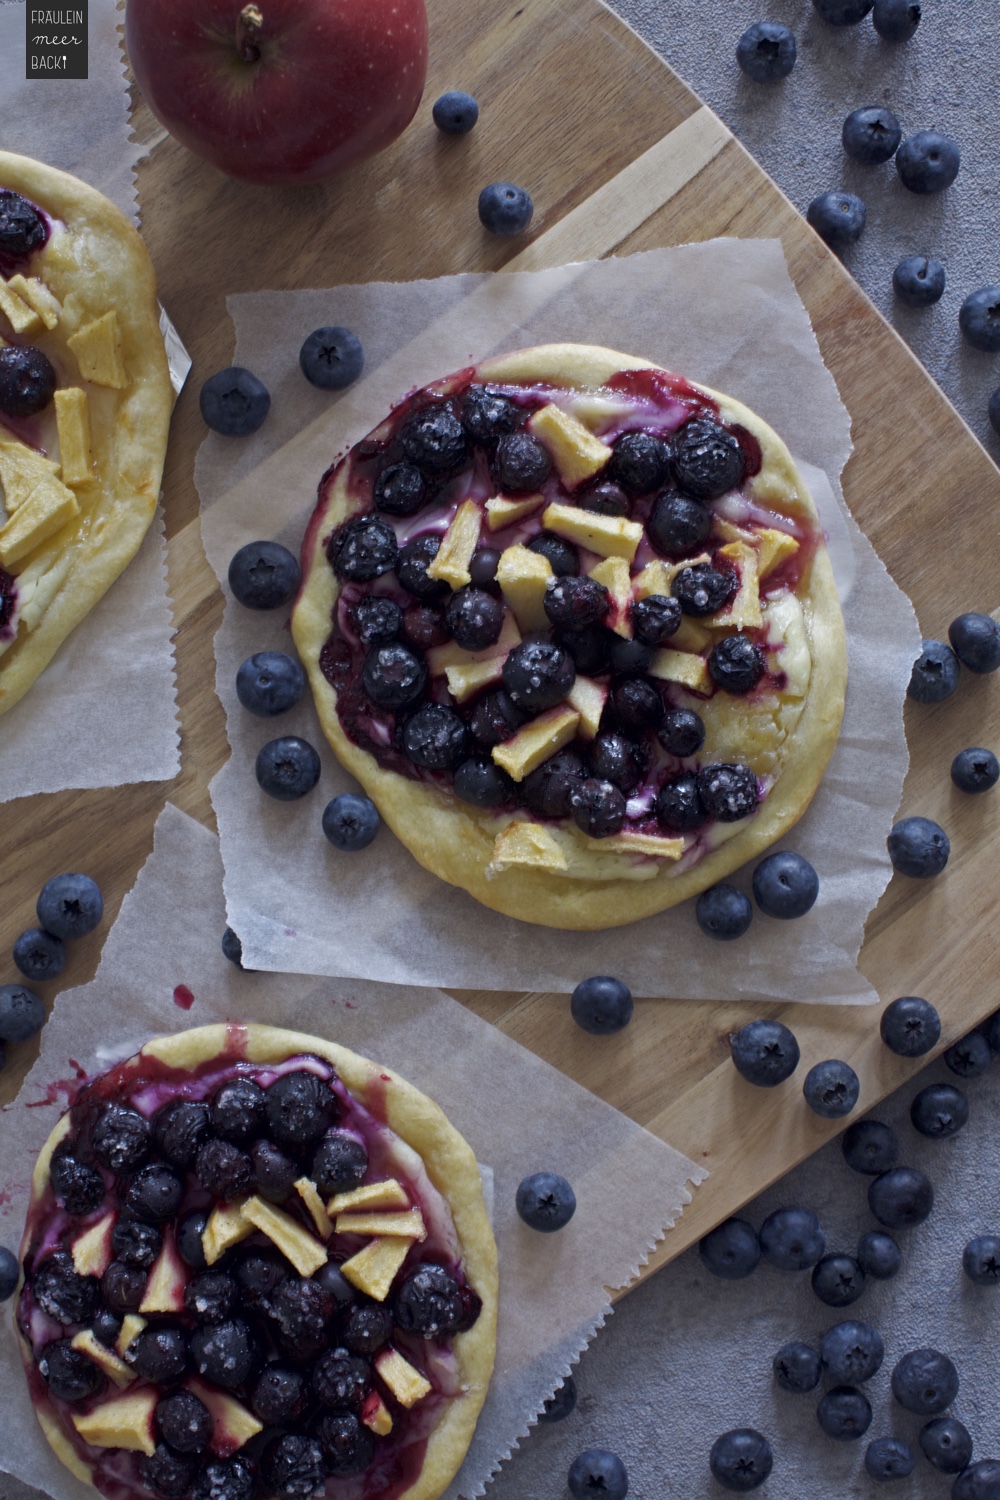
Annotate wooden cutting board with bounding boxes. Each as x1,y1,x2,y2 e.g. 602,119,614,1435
3,0,999,1291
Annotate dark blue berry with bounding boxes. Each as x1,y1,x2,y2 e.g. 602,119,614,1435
341,1302,392,1356
221,927,245,969
631,594,681,646
516,1171,576,1232
315,1413,375,1476
156,1389,213,1454
453,757,514,808
557,623,614,676
709,635,764,694
804,1060,859,1118
609,678,663,732
478,181,533,235
249,1139,297,1202
821,1320,884,1383
697,763,759,822
363,641,428,709
570,776,626,838
446,586,505,649
759,1205,824,1270
736,21,796,83
610,431,672,495
539,1373,577,1422
897,131,961,194
102,1260,148,1313
125,1325,190,1384
403,703,469,769
731,1019,800,1088
393,1262,479,1337
908,639,961,702
894,255,946,307
0,983,44,1043
696,884,753,941
953,1462,1000,1500
139,1443,197,1498
92,1308,123,1348
568,1450,628,1500
255,736,321,800
987,1009,1000,1054
236,652,305,716
543,575,609,630
0,190,46,257
773,1341,821,1393
373,461,426,517
322,793,380,850
196,1139,252,1199
185,1271,238,1323
817,1385,873,1439
570,975,633,1035
812,1254,864,1306
462,387,521,446
402,404,468,476
842,1119,898,1175
952,748,1000,794
93,1101,151,1172
587,731,645,793
0,1246,18,1302
13,927,65,982
673,419,744,500
331,516,398,582
433,89,479,133
865,1436,915,1481
263,1434,325,1499
656,773,707,832
868,1167,934,1228
887,816,950,877
963,1235,1000,1287
313,1346,372,1409
120,1162,184,1223
268,1278,333,1360
352,597,403,647
880,995,940,1055
608,635,652,678
892,1347,958,1414
177,1210,210,1271
493,432,551,493
227,540,300,610
0,345,56,417
949,612,1000,672
752,851,819,919
312,1129,367,1197
657,706,704,756
50,1149,104,1215
842,106,902,165
191,1318,260,1390
945,1031,993,1078
579,479,630,516
811,0,874,22
251,1366,309,1426
192,1457,254,1500
36,873,103,939
469,546,502,591
806,192,867,252
648,493,711,557
299,326,363,389
39,1338,104,1401
33,1252,100,1323
200,367,270,436
266,1069,336,1147
873,0,920,38
699,1218,760,1280
921,1416,973,1473
911,1083,968,1139
503,640,575,714
709,1429,773,1490
527,530,579,576
857,1231,902,1280
112,1220,163,1269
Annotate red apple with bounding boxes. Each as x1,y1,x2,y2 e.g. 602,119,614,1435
125,0,428,186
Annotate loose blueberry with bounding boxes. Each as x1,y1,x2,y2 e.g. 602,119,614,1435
39,1338,104,1402
461,387,521,446
696,884,753,941
0,345,57,418
865,1436,915,1481
299,326,363,390
13,928,66,982
93,1101,151,1173
857,1230,902,1280
568,1450,629,1500
0,189,46,257
736,21,796,83
910,1083,969,1139
432,89,479,134
709,635,765,695
811,0,874,22
502,640,575,715
673,419,744,500
446,586,505,649
699,1218,761,1280
112,1220,163,1269
401,403,468,476
908,639,961,702
610,431,672,495
527,530,579,576
570,975,633,1035
631,594,681,646
492,431,551,493
570,776,626,838
322,793,380,851
543,575,609,631
963,1235,1000,1287
950,611,1000,671
806,190,867,254
49,1148,104,1216
953,1462,1000,1500
125,1325,190,1384
897,131,961,194
873,0,920,38
697,763,759,822
120,1163,184,1224
671,562,735,617
887,816,950,877
235,652,305,716
945,1030,993,1078
393,1261,480,1337
0,983,44,1043
0,1246,19,1302
880,995,940,1056
868,1167,934,1228
648,492,712,557
892,1347,959,1414
657,707,705,757
952,748,1000,794
516,1171,576,1232
842,1119,899,1175
478,181,533,235
708,1429,773,1491
315,1412,375,1476
312,1129,368,1197
803,1060,860,1118
227,541,300,610
894,255,946,307
773,1340,821,1393
759,1205,824,1270
200,367,270,436
156,1389,213,1454
921,1416,974,1473
731,1020,800,1088
255,736,322,800
820,1320,884,1384
221,927,245,970
539,1373,577,1422
817,1385,873,1439
330,516,399,583
842,106,903,164
752,851,819,918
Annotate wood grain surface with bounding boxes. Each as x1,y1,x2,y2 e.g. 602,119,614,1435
3,0,999,1296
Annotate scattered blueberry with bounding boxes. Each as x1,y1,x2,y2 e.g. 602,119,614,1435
13,928,66,982
868,1166,934,1228
752,851,819,919
699,1218,761,1280
960,287,1000,352
949,612,1000,672
821,1320,884,1384
0,345,57,418
709,1429,773,1491
952,748,1000,794
221,927,245,970
0,983,44,1043
432,90,479,134
873,0,921,40
891,1347,959,1415
773,1340,821,1393
896,131,961,194
842,106,902,165
880,995,941,1056
730,1019,800,1087
0,1246,18,1302
887,816,950,878
963,1235,1000,1287
812,1254,865,1307
539,1373,577,1422
570,975,633,1035
893,255,946,307
227,541,300,610
816,1385,873,1440
255,736,321,800
322,793,380,851
200,367,270,436
806,192,866,252
944,1031,993,1079
235,652,305,716
695,884,753,941
803,1060,860,1118
908,639,961,702
842,1119,899,1175
953,1461,1000,1500
865,1436,915,1481
759,1206,825,1270
736,21,796,83
811,0,874,23
299,326,363,390
990,389,1000,438
920,1416,974,1473
568,1450,628,1500
857,1230,902,1279
910,1083,968,1139
478,181,533,236
516,1172,576,1232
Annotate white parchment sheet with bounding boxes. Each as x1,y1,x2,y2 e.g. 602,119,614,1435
0,802,703,1500
195,241,921,1003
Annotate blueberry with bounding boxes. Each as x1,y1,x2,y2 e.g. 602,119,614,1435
587,731,645,794
607,635,652,679
880,995,941,1056
543,575,610,630
516,1171,576,1232
177,1210,210,1271
736,21,796,83
631,594,681,646
432,89,479,133
857,1230,902,1279
235,652,305,716
610,431,673,495
13,928,66,982
362,642,428,709
196,1139,252,1199
911,1083,969,1139
403,703,469,770
191,1318,260,1390
503,640,575,714
752,851,819,919
953,1462,1000,1500
568,1450,629,1500
0,983,44,1043
49,1148,104,1216
268,1278,334,1360
731,1020,801,1088
609,678,663,733
402,604,448,651
952,748,1000,794
39,1338,104,1402
255,735,322,800
33,1252,100,1323
894,255,946,307
492,431,551,493
299,326,363,390
987,1009,1000,1054
0,1246,18,1302
522,749,585,817
759,1206,824,1270
453,756,514,808
539,1373,577,1422
446,586,505,649
125,1325,190,1383
570,776,626,838
527,530,579,576
657,707,705,758
803,1060,860,1118
139,1443,197,1498
812,1251,864,1304
578,478,630,516
373,461,426,517
842,1119,899,1175
251,1366,309,1426
185,1271,238,1324
120,1162,184,1223
267,1070,337,1148
671,562,736,616
221,927,245,969
227,540,300,609
811,0,874,21
921,1416,974,1473
401,403,468,476
908,639,961,702
200,367,270,436
570,975,633,1035
557,623,615,676
697,763,759,822
93,1102,151,1172
988,388,1000,438
963,1235,1000,1287
0,345,57,417
842,106,903,165
945,1031,993,1078
873,0,921,38
397,535,450,600
97,1264,143,1318
469,546,503,590
478,181,533,235
821,1320,884,1384
709,635,765,694
648,493,712,557
330,516,398,582
355,595,405,644
696,884,753,941
112,1219,163,1269
313,1346,372,1409
0,189,46,257
393,1262,480,1337
462,387,521,446
865,1436,915,1481
807,192,867,252
868,1167,934,1228
156,1390,213,1454
817,1385,873,1439
192,1457,255,1500
247,1139,296,1203
312,1129,367,1197
699,1218,760,1280
92,1308,123,1348
773,1341,821,1393
887,816,950,878
263,1434,326,1499
315,1413,375,1476
708,1429,773,1490
892,1347,959,1415
949,612,1000,672
897,131,961,194
673,419,744,500
322,792,380,851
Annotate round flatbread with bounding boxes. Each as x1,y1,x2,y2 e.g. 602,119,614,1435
0,151,171,714
293,343,846,930
16,1023,497,1500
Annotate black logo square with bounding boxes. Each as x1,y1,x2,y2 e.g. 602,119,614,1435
26,2,88,80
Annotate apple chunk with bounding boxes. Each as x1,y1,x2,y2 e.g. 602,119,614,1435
72,1389,158,1455
70,1330,134,1389
67,310,128,389
202,1200,254,1266
649,647,713,696
0,475,80,567
566,677,607,740
241,1196,328,1278
444,655,505,704
485,492,546,531
187,1378,263,1456
54,388,93,487
491,706,580,782
115,1315,147,1359
711,541,762,629
496,544,552,631
599,831,686,860
334,1207,425,1240
7,274,60,330
374,1347,432,1408
361,1389,393,1436
541,502,643,562
71,1211,116,1278
0,281,41,336
757,526,800,579
424,500,482,589
139,1229,188,1314
486,821,568,876
327,1179,409,1215
528,404,613,487
295,1178,333,1239
588,555,632,636
340,1236,411,1302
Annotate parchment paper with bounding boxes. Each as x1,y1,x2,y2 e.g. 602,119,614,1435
0,801,703,1500
196,241,922,1004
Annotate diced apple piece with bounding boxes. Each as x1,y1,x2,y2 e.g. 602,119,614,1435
426,611,520,676
0,440,59,512
67,310,128,389
671,617,714,654
334,1208,425,1240
0,281,42,336
588,555,632,636
566,677,607,740
187,1378,263,1456
497,543,552,631
361,1389,393,1437
599,832,686,860
485,492,546,532
492,706,580,782
70,1330,134,1389
71,1211,116,1278
241,1195,327,1278
295,1178,333,1239
423,500,482,589
54,388,93,486
139,1230,188,1314
72,1389,158,1455
445,656,505,704
7,274,60,330
115,1315,146,1359
528,403,613,487
374,1348,432,1408
0,475,80,567
486,821,568,875
202,1201,253,1266
327,1179,409,1215
340,1236,411,1302
714,517,756,546
649,648,713,696
711,541,762,629
757,526,800,579
541,502,643,562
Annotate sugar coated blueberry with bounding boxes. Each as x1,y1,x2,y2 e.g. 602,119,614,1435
0,345,57,418
539,1374,577,1423
894,255,946,307
807,191,867,251
568,1450,629,1500
156,1389,213,1454
93,1101,151,1172
820,1320,884,1384
731,1019,800,1087
266,1069,337,1148
0,983,44,1043
0,189,46,257
952,748,1000,794
255,736,321,800
527,530,578,576
959,286,1000,352
33,1251,100,1324
363,641,427,709
842,1119,899,1175
39,1338,103,1402
570,776,626,838
709,1429,773,1491
570,975,633,1035
910,1082,968,1139
49,1150,104,1216
648,492,711,557
0,1246,19,1302
478,181,533,236
609,678,663,733
200,367,270,436
865,1436,915,1482
228,540,300,609
695,884,753,941
736,21,796,83
708,634,765,694
587,731,645,794
393,1261,480,1337
842,105,902,164
191,1319,260,1390
803,1059,860,1118
891,1347,958,1414
516,1171,576,1232
817,1385,872,1439
492,431,551,493
330,516,398,582
315,1412,375,1476
896,130,961,194
263,1434,326,1499
857,1230,902,1280
461,387,520,446
962,1235,1000,1287
773,1340,821,1393
403,703,469,770
299,326,363,390
944,1030,993,1079
112,1220,163,1269
880,995,940,1056
125,1325,189,1383
949,612,1000,672
873,0,921,39
631,593,681,645
673,418,744,499
373,462,426,517
699,1218,760,1280
759,1205,824,1270
13,928,66,982
312,1129,367,1197
752,851,818,918
502,640,575,714
397,536,449,601
192,1457,254,1500
432,89,479,134
920,1416,973,1474
522,749,584,817
868,1166,934,1228
236,652,305,716
196,1139,252,1199
908,639,961,702
887,816,950,878
138,1443,197,1498
312,1346,372,1410
543,575,609,630
120,1162,184,1223
446,586,505,649
697,763,758,822
322,793,379,850
453,757,514,809
252,1365,308,1426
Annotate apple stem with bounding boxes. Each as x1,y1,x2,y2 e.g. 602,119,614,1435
236,3,264,62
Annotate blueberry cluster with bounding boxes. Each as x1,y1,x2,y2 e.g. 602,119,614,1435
200,326,367,437
6,871,103,1018
695,848,820,941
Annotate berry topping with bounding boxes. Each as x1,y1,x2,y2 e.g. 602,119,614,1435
516,1172,578,1236
708,1429,773,1491
807,191,867,252
192,1457,255,1500
397,535,449,600
264,1434,326,1498
255,736,322,801
0,982,44,1044
236,652,306,717
841,1119,899,1176
469,688,525,747
33,1251,100,1324
658,707,705,757
556,623,614,676
908,639,961,702
709,635,765,694
543,574,610,630
299,326,363,390
857,1230,902,1280
13,928,66,982
125,1325,190,1384
608,635,652,678
568,1450,629,1500
570,776,626,837
315,1412,376,1475
156,1389,213,1453
468,545,502,591
673,418,744,499
773,1341,821,1393
120,1163,184,1223
236,1248,290,1306
266,1070,338,1148
372,461,426,517
200,367,270,436
522,749,585,818
648,492,712,557
609,430,672,495
313,1347,371,1409
949,611,1000,672
671,562,736,616
403,703,470,769
879,995,940,1056
311,1130,368,1197
952,748,1000,794
731,1020,801,1088
445,587,505,650
887,815,950,877
400,403,468,476
329,516,398,582
101,1260,147,1313
453,756,515,807
696,884,753,941
92,1102,151,1174
112,1218,163,1269
432,89,479,134
362,642,428,708
39,1338,103,1402
526,530,579,576
322,794,381,852
252,1365,309,1425
0,346,57,418
896,130,961,194
491,431,551,492
0,189,46,257
752,850,819,918
540,1374,578,1422
910,1082,968,1139
610,677,663,732
196,1139,253,1200
191,1318,260,1390
341,1301,392,1355
250,1139,299,1202
152,1099,212,1170
577,479,630,516
227,541,300,611
699,1218,761,1280
269,1278,335,1361
868,1167,934,1228
697,763,759,822
461,387,520,445
502,640,575,714
736,20,797,82
185,1271,239,1323
212,1077,268,1143
49,1149,104,1215
656,772,707,833
891,1348,958,1415
587,731,646,793
351,597,403,647
394,1263,481,1336
842,106,902,165
178,1211,210,1271
570,975,633,1035
894,254,945,307
631,593,681,645
314,1262,357,1306
478,181,534,236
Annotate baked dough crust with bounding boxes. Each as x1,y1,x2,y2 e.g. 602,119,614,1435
19,1023,498,1500
0,151,171,714
293,343,847,930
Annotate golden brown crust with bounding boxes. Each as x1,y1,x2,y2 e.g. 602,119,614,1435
0,151,172,714
292,343,847,929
